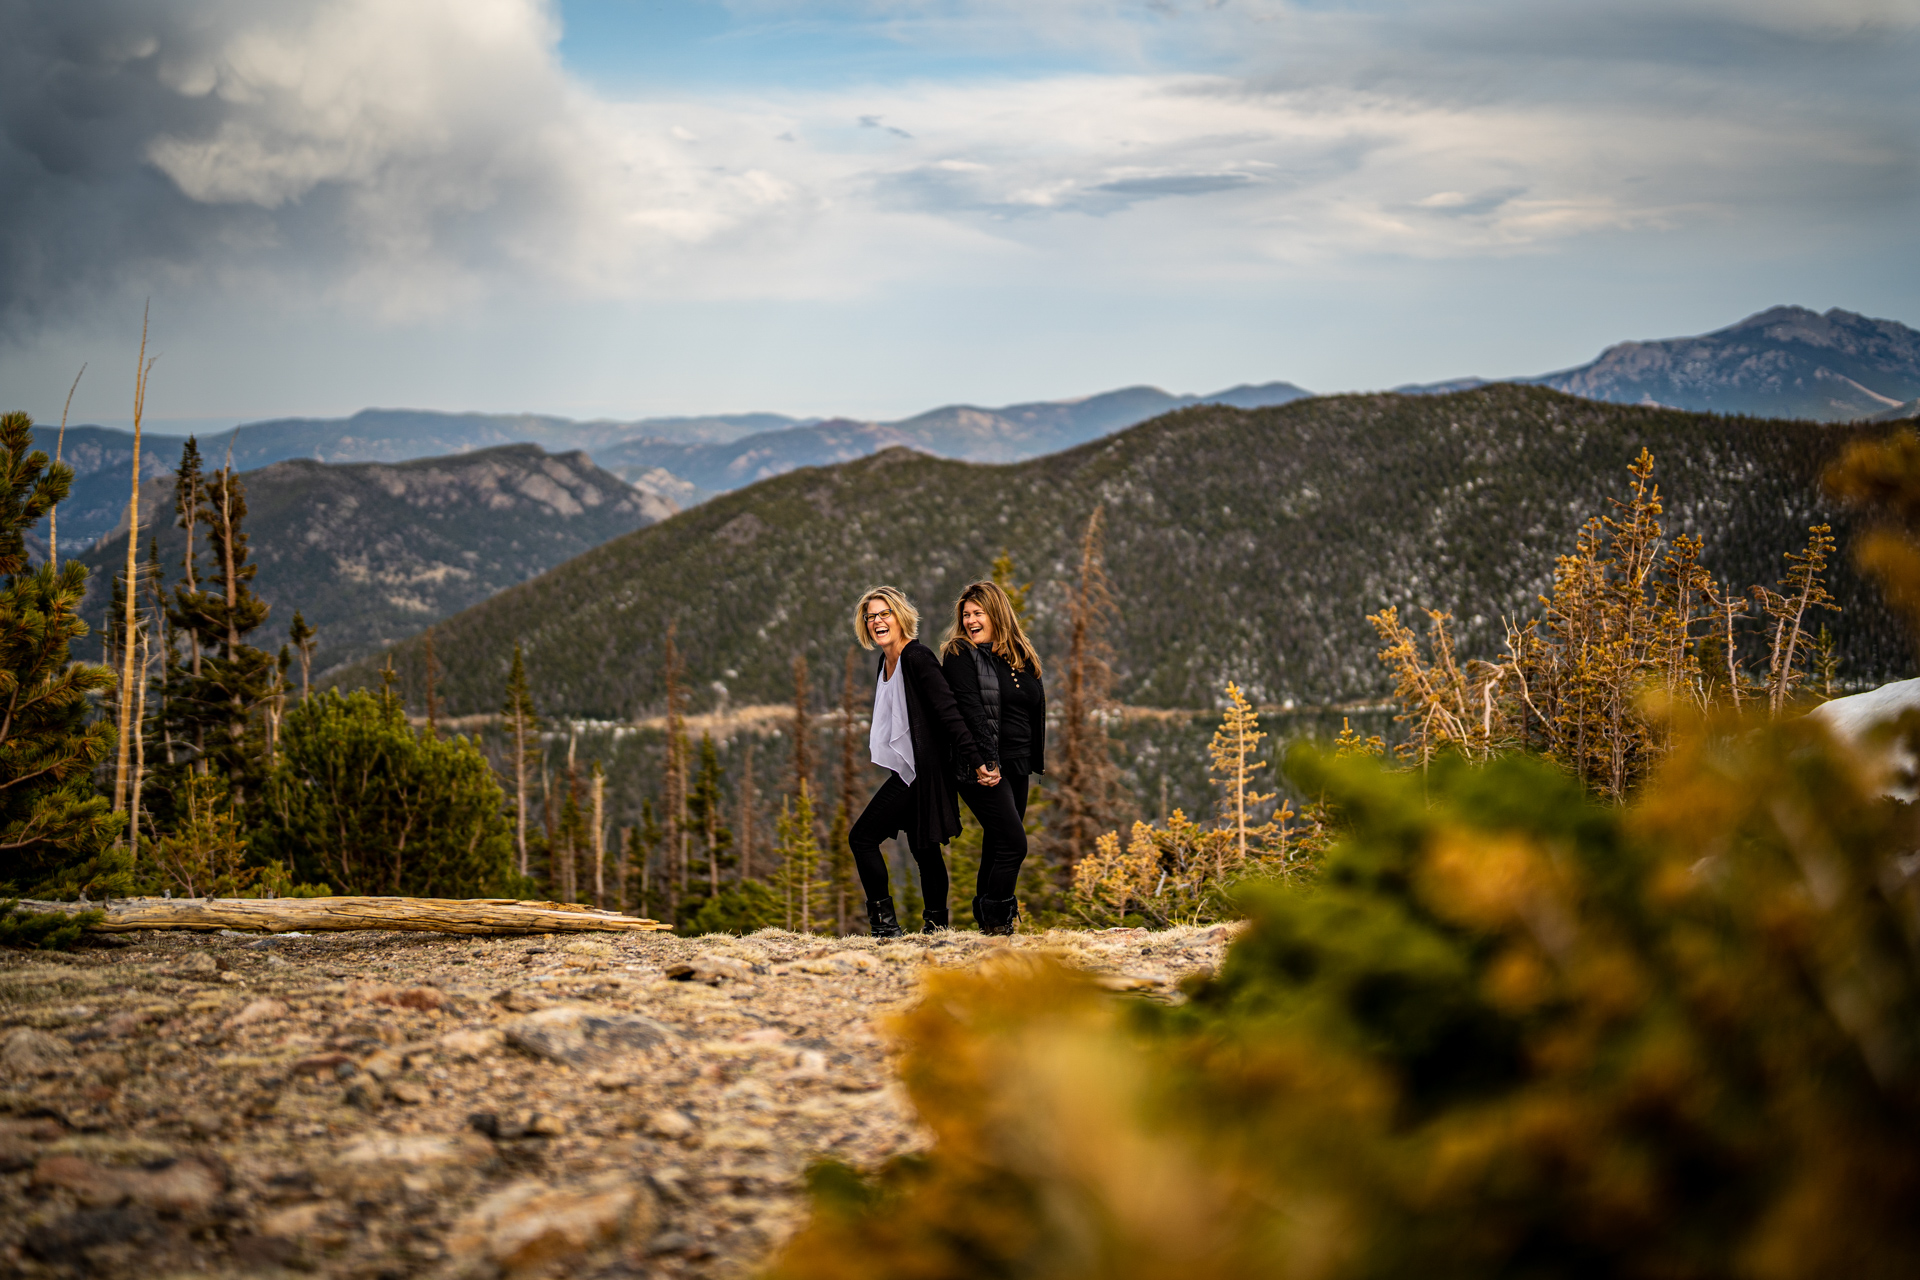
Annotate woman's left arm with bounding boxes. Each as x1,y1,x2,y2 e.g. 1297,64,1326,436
1029,670,1047,774
906,644,983,771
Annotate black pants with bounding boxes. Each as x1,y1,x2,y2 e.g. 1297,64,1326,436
958,772,1030,900
849,772,948,909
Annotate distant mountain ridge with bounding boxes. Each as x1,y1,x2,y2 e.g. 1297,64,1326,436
31,383,1315,536
594,382,1314,492
78,444,670,671
338,386,1909,723
1399,307,1920,420
34,305,1919,539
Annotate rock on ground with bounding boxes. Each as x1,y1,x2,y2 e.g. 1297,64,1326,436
0,920,1234,1278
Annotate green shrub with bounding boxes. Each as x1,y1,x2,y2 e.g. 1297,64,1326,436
0,411,126,899
254,689,517,897
0,900,102,950
684,880,786,935
771,713,1920,1280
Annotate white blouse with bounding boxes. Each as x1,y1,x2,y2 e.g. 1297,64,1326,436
870,658,916,784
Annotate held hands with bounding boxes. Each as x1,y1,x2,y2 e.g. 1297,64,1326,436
976,763,1002,787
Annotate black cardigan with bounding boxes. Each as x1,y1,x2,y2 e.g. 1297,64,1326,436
883,639,983,849
942,642,1047,776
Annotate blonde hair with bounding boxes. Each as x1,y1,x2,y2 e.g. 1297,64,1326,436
853,585,919,649
941,580,1043,676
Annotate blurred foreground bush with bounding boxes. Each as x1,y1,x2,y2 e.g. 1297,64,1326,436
772,713,1920,1280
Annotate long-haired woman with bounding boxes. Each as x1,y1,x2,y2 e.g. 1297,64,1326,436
848,584,989,936
940,580,1045,935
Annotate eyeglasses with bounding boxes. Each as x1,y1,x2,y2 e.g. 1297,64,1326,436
865,609,894,624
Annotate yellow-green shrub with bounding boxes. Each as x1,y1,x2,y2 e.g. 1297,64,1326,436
773,712,1920,1279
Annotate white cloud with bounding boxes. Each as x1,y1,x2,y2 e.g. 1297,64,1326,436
0,0,1912,407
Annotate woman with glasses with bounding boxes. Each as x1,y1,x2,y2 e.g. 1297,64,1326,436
848,584,990,936
940,581,1046,935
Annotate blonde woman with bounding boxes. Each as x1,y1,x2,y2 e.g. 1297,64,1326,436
849,585,989,936
940,581,1046,935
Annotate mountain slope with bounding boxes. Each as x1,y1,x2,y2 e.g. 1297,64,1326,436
1533,306,1920,420
79,445,671,671
27,425,183,554
340,386,1908,721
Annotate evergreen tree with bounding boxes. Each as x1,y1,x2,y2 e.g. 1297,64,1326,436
1045,506,1126,871
254,688,515,896
772,783,829,933
990,551,1032,622
737,738,758,882
661,621,689,923
288,609,316,700
0,412,125,897
1208,681,1276,872
162,450,273,801
1756,524,1840,714
687,733,734,896
831,646,862,932
630,799,663,918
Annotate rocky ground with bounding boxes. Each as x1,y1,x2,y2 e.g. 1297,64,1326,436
0,922,1233,1279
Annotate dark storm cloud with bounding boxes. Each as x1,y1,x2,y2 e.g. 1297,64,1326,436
0,0,591,339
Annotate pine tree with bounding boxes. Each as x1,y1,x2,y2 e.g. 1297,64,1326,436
1373,451,1843,802
0,412,125,897
772,784,829,934
661,621,689,924
171,437,206,682
632,800,663,918
163,454,273,801
738,738,757,882
590,762,606,907
688,734,733,897
422,625,440,740
832,645,862,932
1046,506,1125,870
791,655,814,805
1208,682,1275,873
990,551,1032,622
501,641,540,878
288,610,316,701
1756,525,1840,715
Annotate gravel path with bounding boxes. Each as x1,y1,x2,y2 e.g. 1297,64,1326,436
1,923,1232,1278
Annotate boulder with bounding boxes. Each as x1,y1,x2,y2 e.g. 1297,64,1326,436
32,1154,225,1213
321,1131,494,1196
502,1004,678,1069
2,1027,77,1077
448,1175,654,1277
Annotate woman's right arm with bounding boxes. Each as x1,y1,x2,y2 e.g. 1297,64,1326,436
941,648,998,768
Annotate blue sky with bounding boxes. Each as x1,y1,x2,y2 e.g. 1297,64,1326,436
2,0,1916,428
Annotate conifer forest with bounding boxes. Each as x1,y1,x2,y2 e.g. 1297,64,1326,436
6,375,1920,1277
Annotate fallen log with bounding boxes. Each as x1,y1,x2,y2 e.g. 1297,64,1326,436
14,896,673,935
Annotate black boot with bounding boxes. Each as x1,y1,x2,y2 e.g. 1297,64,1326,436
923,905,949,934
978,896,1019,937
865,896,903,938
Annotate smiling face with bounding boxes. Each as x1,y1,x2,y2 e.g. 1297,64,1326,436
864,597,899,649
962,599,994,648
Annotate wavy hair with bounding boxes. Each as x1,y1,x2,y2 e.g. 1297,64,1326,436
940,580,1043,675
853,584,919,649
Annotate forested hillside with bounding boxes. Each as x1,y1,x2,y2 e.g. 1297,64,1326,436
343,386,1909,719
80,444,670,671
